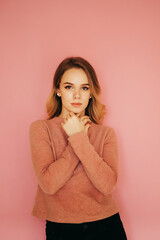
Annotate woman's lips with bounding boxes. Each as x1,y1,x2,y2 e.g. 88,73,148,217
71,103,82,106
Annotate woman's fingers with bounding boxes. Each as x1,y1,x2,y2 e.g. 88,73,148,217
76,112,82,118
69,112,74,117
84,123,91,134
80,116,91,125
80,117,91,134
64,112,74,122
63,113,91,127
81,115,90,120
61,113,91,136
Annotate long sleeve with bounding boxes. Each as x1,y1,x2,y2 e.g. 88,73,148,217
29,120,79,195
68,127,118,195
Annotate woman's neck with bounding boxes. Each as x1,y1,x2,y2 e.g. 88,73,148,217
59,111,85,119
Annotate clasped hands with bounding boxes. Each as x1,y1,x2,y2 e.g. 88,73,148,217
61,112,91,137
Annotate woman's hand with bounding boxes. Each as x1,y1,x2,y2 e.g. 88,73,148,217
80,115,92,135
61,112,91,136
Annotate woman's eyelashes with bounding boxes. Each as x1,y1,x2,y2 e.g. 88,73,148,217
64,85,89,91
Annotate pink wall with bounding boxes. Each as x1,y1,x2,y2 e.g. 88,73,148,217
1,0,160,239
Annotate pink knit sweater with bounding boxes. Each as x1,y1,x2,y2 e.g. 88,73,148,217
29,117,119,223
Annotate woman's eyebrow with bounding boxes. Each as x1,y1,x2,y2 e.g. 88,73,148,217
63,82,90,86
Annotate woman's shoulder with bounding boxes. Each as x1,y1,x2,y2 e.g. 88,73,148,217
29,117,61,127
29,119,46,138
91,122,117,140
92,121,115,132
29,117,63,135
29,119,43,129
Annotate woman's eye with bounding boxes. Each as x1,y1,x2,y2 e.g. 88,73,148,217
82,87,89,90
65,86,72,89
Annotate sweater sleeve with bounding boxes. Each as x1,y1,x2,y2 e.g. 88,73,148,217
29,120,79,195
68,128,118,195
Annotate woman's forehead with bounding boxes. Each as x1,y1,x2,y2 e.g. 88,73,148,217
61,68,89,84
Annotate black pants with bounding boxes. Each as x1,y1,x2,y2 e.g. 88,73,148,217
46,213,127,240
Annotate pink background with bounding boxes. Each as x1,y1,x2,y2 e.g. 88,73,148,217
1,0,160,239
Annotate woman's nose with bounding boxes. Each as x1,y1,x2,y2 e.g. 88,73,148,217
73,90,80,99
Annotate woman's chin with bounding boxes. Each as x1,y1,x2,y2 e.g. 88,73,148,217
70,109,84,116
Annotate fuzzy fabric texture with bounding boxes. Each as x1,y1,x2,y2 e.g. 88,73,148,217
29,117,119,223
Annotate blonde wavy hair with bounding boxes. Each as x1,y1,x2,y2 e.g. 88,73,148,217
46,57,107,124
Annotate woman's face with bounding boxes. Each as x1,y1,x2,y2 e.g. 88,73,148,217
57,68,91,118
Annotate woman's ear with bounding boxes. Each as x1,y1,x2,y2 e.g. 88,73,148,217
56,89,61,97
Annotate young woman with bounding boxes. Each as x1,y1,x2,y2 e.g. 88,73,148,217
29,57,127,240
